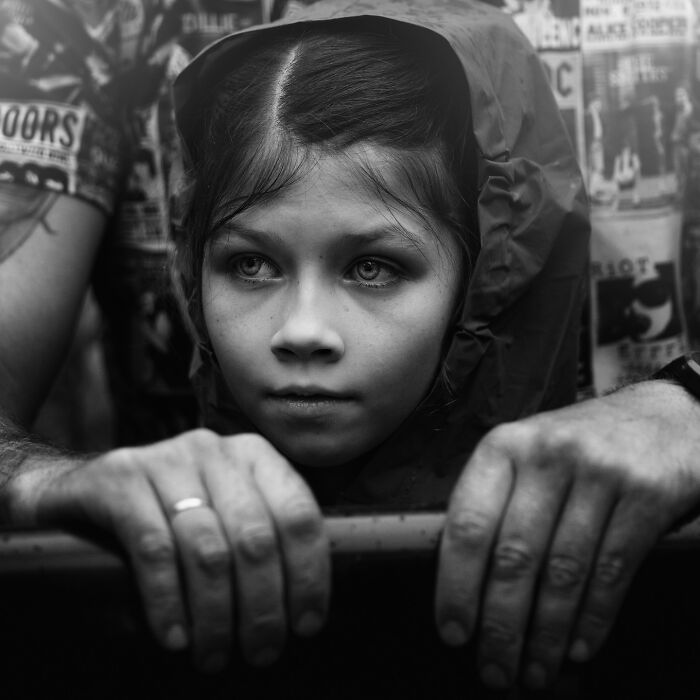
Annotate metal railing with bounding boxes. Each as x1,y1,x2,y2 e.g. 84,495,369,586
2,511,700,576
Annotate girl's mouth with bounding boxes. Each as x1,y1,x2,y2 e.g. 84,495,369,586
270,385,350,399
275,395,347,408
267,390,356,418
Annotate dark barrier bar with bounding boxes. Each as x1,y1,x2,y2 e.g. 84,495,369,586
2,511,700,576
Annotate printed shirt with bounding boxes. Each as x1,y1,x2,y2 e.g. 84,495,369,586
0,0,270,444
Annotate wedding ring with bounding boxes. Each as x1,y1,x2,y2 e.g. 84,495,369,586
169,496,210,519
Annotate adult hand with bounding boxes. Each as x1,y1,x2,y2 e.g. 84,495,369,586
11,429,329,673
435,380,700,690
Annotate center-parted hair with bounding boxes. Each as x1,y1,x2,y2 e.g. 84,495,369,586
177,20,479,335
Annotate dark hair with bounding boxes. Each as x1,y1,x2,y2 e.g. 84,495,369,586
177,20,479,337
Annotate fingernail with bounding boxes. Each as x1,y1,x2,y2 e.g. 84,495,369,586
296,610,324,637
201,652,227,674
440,620,468,646
165,624,188,650
524,662,548,689
252,648,280,667
481,664,510,689
569,638,590,662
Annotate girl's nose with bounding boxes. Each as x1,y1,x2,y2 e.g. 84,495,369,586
270,295,345,363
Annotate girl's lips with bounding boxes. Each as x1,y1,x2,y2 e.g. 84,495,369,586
266,394,356,418
270,386,351,399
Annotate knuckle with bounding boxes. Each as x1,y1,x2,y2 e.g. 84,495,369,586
280,502,322,543
445,509,492,552
289,560,326,596
244,611,286,638
531,427,585,471
192,536,230,577
133,531,175,568
235,432,272,455
480,420,587,467
594,553,627,588
528,626,567,657
579,609,610,638
236,524,277,564
481,422,521,451
539,423,578,449
102,448,143,479
187,427,218,443
223,433,280,471
437,588,474,626
145,580,180,615
480,618,521,650
180,427,220,454
546,554,586,591
491,539,537,580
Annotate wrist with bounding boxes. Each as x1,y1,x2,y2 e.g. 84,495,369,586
651,352,700,403
625,372,700,532
607,377,700,419
0,446,90,526
0,412,94,524
3,457,80,526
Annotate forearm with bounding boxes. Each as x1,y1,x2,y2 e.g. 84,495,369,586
0,186,106,423
0,412,87,525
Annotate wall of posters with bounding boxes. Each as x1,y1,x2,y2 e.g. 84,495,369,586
582,0,697,392
503,0,699,395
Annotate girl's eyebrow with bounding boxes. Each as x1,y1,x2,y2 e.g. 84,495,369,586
212,222,426,249
211,224,285,247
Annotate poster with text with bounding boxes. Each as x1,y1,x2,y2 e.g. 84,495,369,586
582,0,697,393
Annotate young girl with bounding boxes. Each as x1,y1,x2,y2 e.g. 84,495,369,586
172,4,589,509
9,0,599,691
165,0,587,684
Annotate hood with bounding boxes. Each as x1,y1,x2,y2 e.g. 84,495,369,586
172,0,590,509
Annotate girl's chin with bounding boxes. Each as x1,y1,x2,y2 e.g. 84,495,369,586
273,437,373,469
283,446,363,469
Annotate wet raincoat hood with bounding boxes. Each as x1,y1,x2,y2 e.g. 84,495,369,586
172,0,590,508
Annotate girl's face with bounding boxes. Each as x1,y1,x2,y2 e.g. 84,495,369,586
202,145,462,467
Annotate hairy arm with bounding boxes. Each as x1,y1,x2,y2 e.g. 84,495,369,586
0,182,102,512
0,412,83,523
0,183,106,424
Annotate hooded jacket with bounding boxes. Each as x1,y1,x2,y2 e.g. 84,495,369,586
173,0,590,509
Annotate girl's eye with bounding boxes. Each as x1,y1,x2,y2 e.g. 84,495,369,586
356,260,381,281
230,255,278,280
349,258,401,287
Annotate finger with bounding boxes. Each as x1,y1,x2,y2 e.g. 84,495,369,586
166,503,233,674
148,449,234,674
38,452,190,656
250,439,330,639
434,431,514,651
568,494,659,664
207,436,287,667
110,482,189,655
476,457,570,690
522,478,616,689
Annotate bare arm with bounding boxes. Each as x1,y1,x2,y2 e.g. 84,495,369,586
0,183,106,424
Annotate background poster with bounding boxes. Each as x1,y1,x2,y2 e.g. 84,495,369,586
506,1,700,394
581,0,697,392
